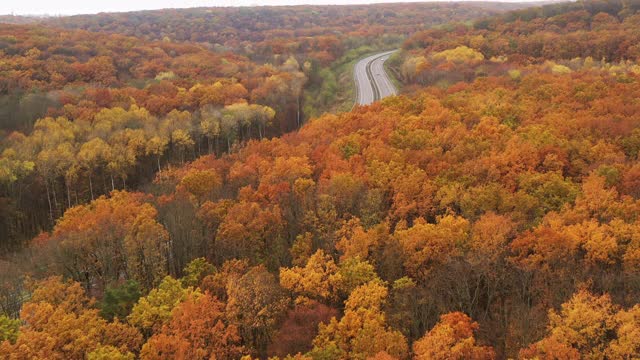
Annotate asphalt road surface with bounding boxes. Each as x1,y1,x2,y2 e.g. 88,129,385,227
354,50,398,106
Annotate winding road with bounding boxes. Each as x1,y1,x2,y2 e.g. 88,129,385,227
354,50,398,106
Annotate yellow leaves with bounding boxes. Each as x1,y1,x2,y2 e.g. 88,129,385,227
413,312,494,360
311,281,408,360
0,315,20,343
336,221,381,262
551,64,573,75
124,214,169,289
522,290,640,359
280,250,338,303
128,276,200,333
511,195,640,273
88,345,135,360
565,220,618,266
145,136,168,157
179,169,222,202
344,280,387,313
290,232,313,267
0,154,35,184
574,174,619,220
170,129,194,148
549,290,618,349
400,56,428,82
332,258,379,297
606,304,640,358
523,290,618,359
432,46,484,64
395,215,470,281
280,248,379,305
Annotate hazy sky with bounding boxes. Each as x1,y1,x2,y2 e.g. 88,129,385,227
1,0,520,16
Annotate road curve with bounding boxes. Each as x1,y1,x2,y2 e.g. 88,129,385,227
354,50,398,106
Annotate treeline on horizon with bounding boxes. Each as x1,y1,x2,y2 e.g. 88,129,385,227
2,0,640,359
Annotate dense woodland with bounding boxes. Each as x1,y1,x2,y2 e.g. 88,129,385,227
2,0,640,359
0,3,522,251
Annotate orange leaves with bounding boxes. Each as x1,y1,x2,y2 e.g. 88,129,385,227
413,312,495,360
3,277,142,360
50,191,168,290
510,215,582,273
262,156,313,186
389,167,436,223
267,301,338,357
140,293,242,360
215,201,285,265
188,82,249,108
225,265,288,356
510,176,640,276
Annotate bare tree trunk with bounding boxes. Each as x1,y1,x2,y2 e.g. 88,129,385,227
110,174,115,192
66,181,71,209
52,179,59,216
89,175,94,200
297,96,301,128
45,179,53,223
157,157,162,175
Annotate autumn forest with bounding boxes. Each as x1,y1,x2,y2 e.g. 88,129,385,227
2,0,640,359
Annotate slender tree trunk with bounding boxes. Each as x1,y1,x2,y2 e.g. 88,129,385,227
66,181,71,209
157,157,162,175
297,96,301,128
89,175,94,201
51,179,59,216
45,179,53,223
110,174,115,192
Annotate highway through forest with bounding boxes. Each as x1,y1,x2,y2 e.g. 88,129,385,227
354,50,398,106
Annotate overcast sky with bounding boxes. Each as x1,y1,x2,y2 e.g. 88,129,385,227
2,0,524,16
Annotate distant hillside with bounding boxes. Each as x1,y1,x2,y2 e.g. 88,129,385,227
37,3,531,45
0,15,40,24
391,0,640,88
